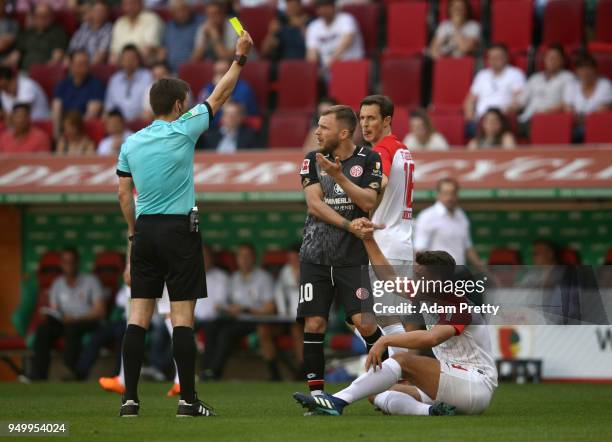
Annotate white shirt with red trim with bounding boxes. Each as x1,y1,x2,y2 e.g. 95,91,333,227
424,307,498,390
372,135,415,261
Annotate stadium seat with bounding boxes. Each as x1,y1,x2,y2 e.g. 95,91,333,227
488,248,521,265
177,61,214,98
241,60,270,111
559,248,581,265
542,0,584,52
152,7,172,22
431,57,475,112
385,1,428,57
93,251,125,298
584,112,612,144
262,250,289,267
28,64,66,100
341,3,380,56
380,56,422,108
268,112,310,149
84,119,106,145
429,111,465,146
391,106,409,141
438,0,481,22
530,112,573,145
491,0,533,55
37,251,62,291
595,0,612,45
276,60,318,112
592,52,612,80
90,64,118,87
329,60,371,110
56,9,79,36
605,248,612,264
32,120,53,141
239,6,276,51
215,250,237,273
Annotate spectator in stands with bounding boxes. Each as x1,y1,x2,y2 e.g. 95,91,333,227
261,0,309,60
306,0,364,76
414,177,485,270
200,243,279,381
56,110,96,155
97,109,132,156
198,58,258,122
429,0,481,59
0,66,50,121
110,0,164,65
0,103,51,154
403,109,450,150
30,248,105,381
302,95,337,150
467,108,516,150
273,244,303,368
160,0,202,73
514,44,574,133
563,54,612,120
104,44,153,121
52,50,105,137
463,43,525,133
6,3,68,70
68,0,113,66
141,61,171,120
0,0,18,64
192,0,237,61
201,101,259,152
15,0,72,12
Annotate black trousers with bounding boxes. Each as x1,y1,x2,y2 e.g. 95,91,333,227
74,320,126,379
31,316,99,380
201,318,255,379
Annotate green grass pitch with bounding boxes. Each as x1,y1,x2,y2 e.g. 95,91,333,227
1,382,611,441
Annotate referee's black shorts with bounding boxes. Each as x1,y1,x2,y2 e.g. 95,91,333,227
130,214,207,302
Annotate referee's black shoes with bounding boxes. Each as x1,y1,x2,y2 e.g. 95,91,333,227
176,395,216,417
119,399,140,417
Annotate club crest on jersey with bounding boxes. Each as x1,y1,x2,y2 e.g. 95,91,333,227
300,159,310,174
333,183,344,194
355,288,370,300
350,165,363,177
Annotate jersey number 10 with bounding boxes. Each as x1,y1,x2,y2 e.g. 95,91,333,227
299,283,313,303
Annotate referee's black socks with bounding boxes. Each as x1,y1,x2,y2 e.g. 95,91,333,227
363,327,389,362
303,332,325,394
173,326,197,404
122,324,147,402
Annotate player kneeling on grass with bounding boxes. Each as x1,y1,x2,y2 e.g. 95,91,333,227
294,221,498,416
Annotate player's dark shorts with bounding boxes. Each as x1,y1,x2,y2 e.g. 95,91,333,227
297,261,373,321
131,214,207,302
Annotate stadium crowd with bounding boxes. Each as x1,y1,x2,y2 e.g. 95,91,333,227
0,0,611,155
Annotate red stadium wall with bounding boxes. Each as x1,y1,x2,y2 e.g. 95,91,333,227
0,206,22,380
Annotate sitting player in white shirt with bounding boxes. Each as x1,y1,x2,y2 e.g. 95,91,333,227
294,228,498,416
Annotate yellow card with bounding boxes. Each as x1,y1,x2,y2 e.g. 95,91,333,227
229,17,244,36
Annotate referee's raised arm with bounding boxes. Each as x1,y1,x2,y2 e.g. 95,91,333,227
205,31,254,116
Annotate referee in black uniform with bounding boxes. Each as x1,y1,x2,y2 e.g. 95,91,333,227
115,32,253,417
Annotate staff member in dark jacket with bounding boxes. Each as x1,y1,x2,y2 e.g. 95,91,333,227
116,30,253,418
201,100,260,152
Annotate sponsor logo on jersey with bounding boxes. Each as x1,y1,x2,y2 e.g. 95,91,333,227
301,177,311,188
333,183,344,194
355,287,370,300
350,165,363,177
375,162,381,170
300,159,310,174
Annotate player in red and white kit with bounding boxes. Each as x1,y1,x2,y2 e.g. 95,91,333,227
293,243,498,416
357,95,416,353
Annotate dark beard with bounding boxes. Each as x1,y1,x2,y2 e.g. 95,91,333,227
321,138,340,154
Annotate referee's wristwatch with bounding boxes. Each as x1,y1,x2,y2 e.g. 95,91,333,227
234,53,248,66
